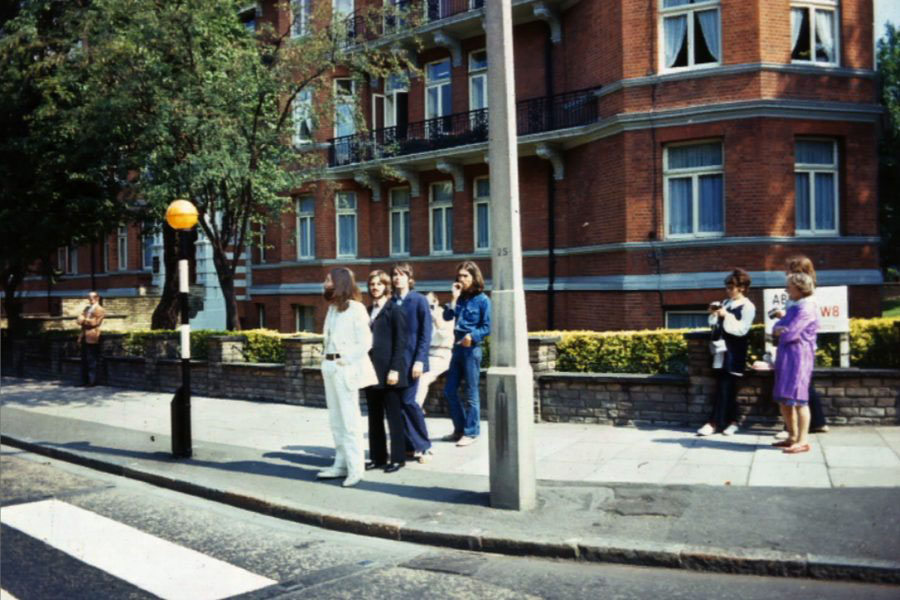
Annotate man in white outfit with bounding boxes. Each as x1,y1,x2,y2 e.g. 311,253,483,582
414,292,454,410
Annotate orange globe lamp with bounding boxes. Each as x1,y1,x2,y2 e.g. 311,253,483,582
165,199,198,230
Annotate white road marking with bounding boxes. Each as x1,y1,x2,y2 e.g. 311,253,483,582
1,589,22,600
1,499,276,600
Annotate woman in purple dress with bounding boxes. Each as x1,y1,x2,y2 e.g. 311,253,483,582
772,272,819,454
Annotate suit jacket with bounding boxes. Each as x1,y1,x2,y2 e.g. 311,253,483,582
368,301,409,388
78,304,106,345
392,290,432,378
322,300,379,390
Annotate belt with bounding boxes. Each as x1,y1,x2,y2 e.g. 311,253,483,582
325,353,341,360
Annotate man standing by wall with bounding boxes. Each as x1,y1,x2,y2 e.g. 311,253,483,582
76,291,105,387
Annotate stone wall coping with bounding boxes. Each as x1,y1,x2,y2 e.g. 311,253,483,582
209,335,248,342
813,367,900,378
21,314,129,321
221,362,284,370
283,335,324,343
684,330,712,340
536,371,690,384
156,358,208,366
529,335,562,343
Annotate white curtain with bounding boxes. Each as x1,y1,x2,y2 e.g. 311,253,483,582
668,178,693,234
664,15,687,68
814,173,836,231
697,10,720,62
432,209,444,251
815,10,836,62
668,142,722,169
477,203,489,249
795,173,811,230
338,214,356,256
796,140,833,164
790,8,805,55
698,175,723,233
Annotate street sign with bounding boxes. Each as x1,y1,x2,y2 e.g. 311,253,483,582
763,285,850,367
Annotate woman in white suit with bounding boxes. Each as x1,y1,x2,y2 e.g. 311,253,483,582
318,267,378,488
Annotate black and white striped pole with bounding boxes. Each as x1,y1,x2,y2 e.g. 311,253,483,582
165,199,198,458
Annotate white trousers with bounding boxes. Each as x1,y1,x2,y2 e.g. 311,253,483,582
414,355,451,407
321,360,364,478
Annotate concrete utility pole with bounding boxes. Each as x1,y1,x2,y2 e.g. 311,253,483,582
485,0,536,510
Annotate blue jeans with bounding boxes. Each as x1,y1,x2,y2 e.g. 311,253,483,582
444,346,481,437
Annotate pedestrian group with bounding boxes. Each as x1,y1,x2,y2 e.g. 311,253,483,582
318,261,491,488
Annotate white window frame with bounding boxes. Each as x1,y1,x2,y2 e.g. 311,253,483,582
257,303,266,329
794,138,839,236
335,191,358,258
659,0,721,73
102,236,109,272
333,78,356,138
468,50,488,112
389,187,411,257
790,1,840,66
473,176,490,253
117,226,129,271
424,58,452,121
292,89,314,145
291,0,311,37
663,140,725,239
142,231,154,270
57,247,68,273
294,304,315,332
296,196,316,260
429,181,454,255
665,310,711,329
256,224,267,264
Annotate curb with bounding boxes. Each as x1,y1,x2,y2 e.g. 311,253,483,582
3,433,899,584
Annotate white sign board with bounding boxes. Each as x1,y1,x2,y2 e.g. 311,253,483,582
763,286,850,334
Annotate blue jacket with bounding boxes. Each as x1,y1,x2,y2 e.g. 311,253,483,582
443,293,491,345
391,290,432,376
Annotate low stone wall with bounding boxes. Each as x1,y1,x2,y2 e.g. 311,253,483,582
3,333,898,427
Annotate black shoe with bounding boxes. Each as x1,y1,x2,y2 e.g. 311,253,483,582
384,462,405,473
365,461,386,471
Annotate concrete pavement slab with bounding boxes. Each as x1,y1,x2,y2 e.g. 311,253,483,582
747,462,832,487
829,467,900,487
661,463,750,486
823,446,900,468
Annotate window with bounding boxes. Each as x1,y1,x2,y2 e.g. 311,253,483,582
664,141,724,238
469,50,487,111
425,59,452,136
117,226,129,271
239,4,258,31
474,177,490,252
294,304,315,332
56,246,77,274
333,0,354,42
334,79,356,137
142,231,154,270
661,0,720,71
390,188,411,256
296,196,315,259
795,139,838,235
291,0,311,37
102,237,109,272
256,303,266,328
255,224,267,264
791,1,838,65
293,89,313,145
430,181,453,254
336,191,357,257
666,311,710,329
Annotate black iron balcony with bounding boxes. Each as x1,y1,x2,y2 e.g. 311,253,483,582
339,0,484,45
327,87,599,167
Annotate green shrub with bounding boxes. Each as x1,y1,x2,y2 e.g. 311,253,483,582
553,329,691,375
241,329,287,363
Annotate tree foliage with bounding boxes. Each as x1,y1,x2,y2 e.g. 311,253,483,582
79,0,416,329
877,22,900,273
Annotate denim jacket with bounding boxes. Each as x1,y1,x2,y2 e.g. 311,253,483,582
443,293,491,345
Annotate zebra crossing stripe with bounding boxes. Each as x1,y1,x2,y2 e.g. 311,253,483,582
1,499,276,600
1,589,22,600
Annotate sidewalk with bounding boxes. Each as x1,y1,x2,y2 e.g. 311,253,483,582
2,377,899,582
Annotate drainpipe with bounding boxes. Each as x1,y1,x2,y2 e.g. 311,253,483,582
545,22,556,329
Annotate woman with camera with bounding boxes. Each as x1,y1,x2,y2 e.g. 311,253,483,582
697,268,756,436
441,261,491,447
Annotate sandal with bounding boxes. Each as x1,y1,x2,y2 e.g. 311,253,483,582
783,444,811,454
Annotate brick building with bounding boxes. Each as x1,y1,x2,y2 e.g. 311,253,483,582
16,0,882,333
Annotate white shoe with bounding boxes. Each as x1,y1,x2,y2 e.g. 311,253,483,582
342,474,362,487
317,467,347,479
415,450,434,464
696,423,715,436
722,424,738,436
774,430,790,440
455,436,477,447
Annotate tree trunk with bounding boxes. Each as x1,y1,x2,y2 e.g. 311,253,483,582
2,265,25,339
209,242,241,332
151,224,179,329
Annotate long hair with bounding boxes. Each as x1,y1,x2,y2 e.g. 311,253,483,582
391,262,415,288
367,269,392,301
329,267,361,312
455,260,485,296
786,255,817,286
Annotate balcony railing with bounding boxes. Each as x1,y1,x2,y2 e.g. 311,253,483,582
339,0,485,45
327,87,599,167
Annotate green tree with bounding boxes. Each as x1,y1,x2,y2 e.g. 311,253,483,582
877,22,900,275
0,1,137,336
81,0,415,329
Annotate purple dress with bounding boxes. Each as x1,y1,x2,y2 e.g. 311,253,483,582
773,298,819,405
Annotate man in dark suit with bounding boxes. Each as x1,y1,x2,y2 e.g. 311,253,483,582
365,270,409,473
390,263,433,459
